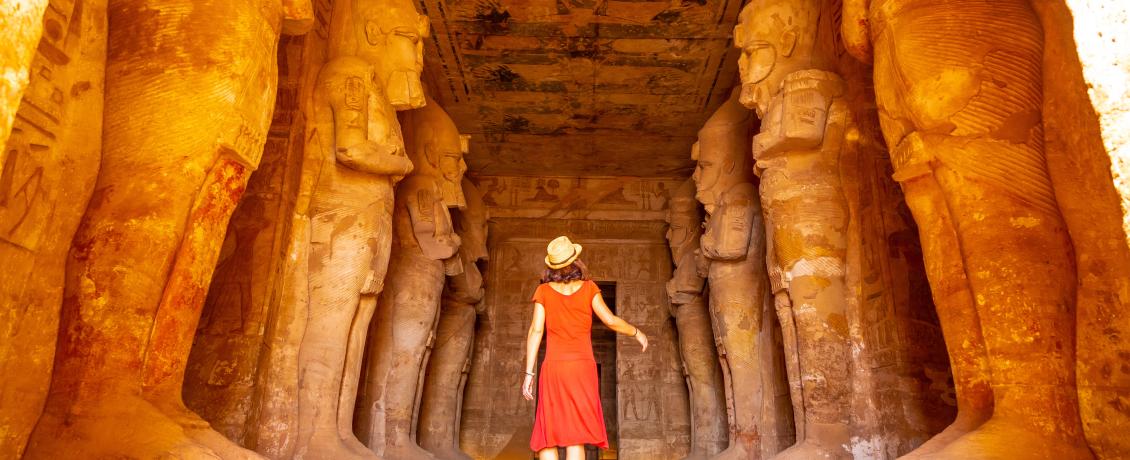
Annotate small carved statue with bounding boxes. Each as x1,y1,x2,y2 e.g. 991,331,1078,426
357,96,467,460
692,90,768,460
842,0,1093,458
418,177,489,460
666,179,730,459
25,1,313,458
734,1,852,458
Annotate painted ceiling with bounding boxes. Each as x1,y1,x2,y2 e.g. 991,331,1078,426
418,0,746,177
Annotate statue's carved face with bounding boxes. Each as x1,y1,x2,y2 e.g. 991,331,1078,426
692,143,725,213
665,208,699,261
357,2,430,110
734,2,808,115
438,148,468,208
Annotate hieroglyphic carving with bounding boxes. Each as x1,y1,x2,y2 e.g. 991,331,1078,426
0,1,104,456
473,175,684,220
25,1,313,459
844,0,1093,458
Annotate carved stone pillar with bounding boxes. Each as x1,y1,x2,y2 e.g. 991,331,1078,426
665,179,729,460
357,96,466,459
692,91,767,460
419,177,488,460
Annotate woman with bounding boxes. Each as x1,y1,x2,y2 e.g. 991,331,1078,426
522,236,650,460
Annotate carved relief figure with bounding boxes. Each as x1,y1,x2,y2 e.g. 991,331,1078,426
357,96,466,459
734,2,852,458
24,1,313,458
843,0,1092,458
419,178,489,460
0,2,104,457
691,91,767,460
666,179,730,459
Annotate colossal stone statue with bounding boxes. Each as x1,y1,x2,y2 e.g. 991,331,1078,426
291,0,428,457
418,177,488,460
0,2,105,457
734,2,852,458
357,96,467,459
842,0,1093,458
666,179,730,460
23,1,312,458
692,91,767,460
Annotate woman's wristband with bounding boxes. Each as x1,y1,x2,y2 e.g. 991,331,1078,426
524,371,534,376
631,326,638,337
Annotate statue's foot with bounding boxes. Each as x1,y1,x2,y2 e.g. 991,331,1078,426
769,439,851,460
899,416,987,459
920,418,1093,460
341,432,382,459
708,441,754,460
24,393,221,459
150,396,212,429
384,442,439,460
186,425,264,459
300,432,381,460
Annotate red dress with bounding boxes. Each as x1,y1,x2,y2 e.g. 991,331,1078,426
529,280,609,452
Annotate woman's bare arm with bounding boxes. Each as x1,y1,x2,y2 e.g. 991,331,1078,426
522,302,546,400
592,292,648,351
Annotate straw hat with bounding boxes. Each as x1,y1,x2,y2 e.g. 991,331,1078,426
545,236,583,269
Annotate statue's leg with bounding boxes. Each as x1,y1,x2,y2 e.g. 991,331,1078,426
762,167,851,460
773,294,805,441
419,301,477,460
295,206,380,460
377,257,445,460
674,298,730,459
338,294,382,457
893,162,992,458
911,137,1091,460
707,271,763,460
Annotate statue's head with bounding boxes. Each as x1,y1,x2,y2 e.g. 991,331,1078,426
692,90,755,214
404,96,469,208
353,0,430,110
319,56,380,148
666,179,702,263
734,0,822,115
447,178,489,304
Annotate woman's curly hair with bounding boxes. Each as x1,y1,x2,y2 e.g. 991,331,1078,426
540,259,590,283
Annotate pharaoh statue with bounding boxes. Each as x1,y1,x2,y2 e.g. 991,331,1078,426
290,0,428,458
666,179,730,459
842,0,1092,458
0,0,48,151
357,96,467,459
24,1,313,458
418,177,489,460
733,1,852,458
692,90,767,460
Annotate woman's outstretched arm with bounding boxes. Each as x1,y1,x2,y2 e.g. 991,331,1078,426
521,302,546,400
592,292,649,351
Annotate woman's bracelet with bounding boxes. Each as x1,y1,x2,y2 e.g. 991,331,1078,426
631,327,638,337
524,371,534,376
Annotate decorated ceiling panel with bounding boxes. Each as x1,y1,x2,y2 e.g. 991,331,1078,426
418,0,747,177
